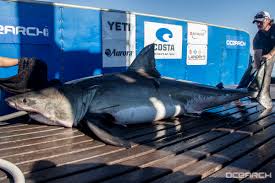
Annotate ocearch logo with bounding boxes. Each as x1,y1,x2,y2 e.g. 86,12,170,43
0,25,49,37
226,40,246,46
156,28,173,42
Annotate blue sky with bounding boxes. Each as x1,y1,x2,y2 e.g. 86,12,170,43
36,0,274,49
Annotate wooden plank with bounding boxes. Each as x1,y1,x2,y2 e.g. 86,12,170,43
18,120,225,182
28,105,266,182
0,135,90,158
0,126,66,144
0,123,29,132
99,134,247,183
198,137,275,183
149,124,275,183
240,158,275,183
23,132,226,183
0,126,59,137
0,128,79,150
0,140,107,180
45,132,230,183
98,112,275,183
3,140,104,165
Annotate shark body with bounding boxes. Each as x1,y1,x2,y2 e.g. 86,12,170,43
5,44,249,147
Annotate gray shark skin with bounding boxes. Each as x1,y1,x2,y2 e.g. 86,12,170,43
5,44,249,147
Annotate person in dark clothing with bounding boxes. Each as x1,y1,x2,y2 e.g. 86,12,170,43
252,11,275,109
0,57,49,94
237,11,275,109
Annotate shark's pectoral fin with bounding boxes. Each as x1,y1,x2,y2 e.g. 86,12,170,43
83,114,132,148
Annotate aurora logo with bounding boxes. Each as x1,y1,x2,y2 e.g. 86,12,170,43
105,49,133,57
156,28,173,42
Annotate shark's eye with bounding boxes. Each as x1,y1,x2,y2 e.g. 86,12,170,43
23,98,27,104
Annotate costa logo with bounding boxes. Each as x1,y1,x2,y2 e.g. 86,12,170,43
156,28,173,42
144,21,182,59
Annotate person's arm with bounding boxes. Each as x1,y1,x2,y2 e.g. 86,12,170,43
262,47,275,61
254,49,263,69
0,57,19,67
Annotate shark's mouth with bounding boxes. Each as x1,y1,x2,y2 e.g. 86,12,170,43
28,112,74,128
29,112,61,127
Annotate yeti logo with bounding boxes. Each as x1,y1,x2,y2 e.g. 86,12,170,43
0,25,49,37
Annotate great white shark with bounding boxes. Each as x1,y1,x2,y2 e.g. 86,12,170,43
5,44,250,147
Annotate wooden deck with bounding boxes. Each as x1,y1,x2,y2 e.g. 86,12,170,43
0,98,275,183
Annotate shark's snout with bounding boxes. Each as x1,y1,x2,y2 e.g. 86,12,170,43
5,97,16,108
5,96,31,111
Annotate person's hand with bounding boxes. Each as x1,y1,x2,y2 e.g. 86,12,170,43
262,53,273,61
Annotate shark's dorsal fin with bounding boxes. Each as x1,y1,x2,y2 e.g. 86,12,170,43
128,44,161,78
216,82,224,89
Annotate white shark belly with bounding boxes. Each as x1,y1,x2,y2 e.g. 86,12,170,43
111,102,184,125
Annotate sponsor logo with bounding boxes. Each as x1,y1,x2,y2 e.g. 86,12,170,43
188,48,206,60
154,44,175,51
187,44,207,65
189,30,207,39
155,28,175,52
187,23,208,45
107,21,131,31
0,25,49,37
156,28,173,42
226,40,246,46
144,21,182,59
105,49,134,57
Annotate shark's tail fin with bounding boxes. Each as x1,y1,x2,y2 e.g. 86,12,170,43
236,57,266,97
237,56,275,101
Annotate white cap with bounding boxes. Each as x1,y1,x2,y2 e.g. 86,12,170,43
253,11,272,23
